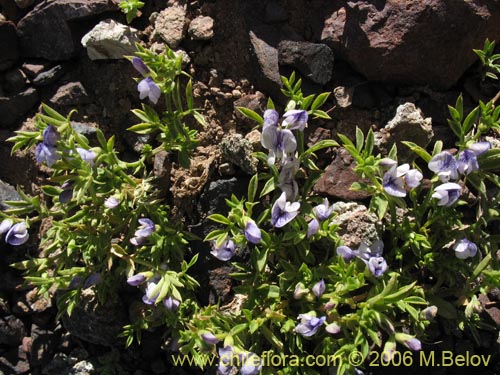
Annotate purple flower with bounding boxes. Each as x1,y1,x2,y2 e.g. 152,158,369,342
312,279,325,297
201,332,219,345
395,333,421,351
270,192,300,228
278,155,299,200
35,143,60,166
131,218,155,246
138,77,161,104
261,122,297,166
453,238,478,259
428,151,458,182
244,220,261,244
468,141,490,156
5,222,29,246
282,109,308,131
104,196,120,209
432,182,462,206
127,273,147,286
356,240,384,260
379,158,398,168
421,306,438,320
163,296,180,311
210,239,236,261
68,276,84,289
457,142,490,175
295,314,326,337
240,352,262,375
0,219,13,235
218,346,235,375
313,198,334,222
132,57,149,76
307,218,320,238
59,181,73,203
293,282,308,299
263,109,279,128
83,273,101,289
76,148,97,166
367,256,388,277
383,164,422,197
142,280,160,305
336,245,357,262
42,125,59,147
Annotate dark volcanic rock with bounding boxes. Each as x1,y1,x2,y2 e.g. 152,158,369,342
0,20,19,70
278,40,334,85
323,0,500,89
0,315,26,346
0,87,39,127
17,0,117,60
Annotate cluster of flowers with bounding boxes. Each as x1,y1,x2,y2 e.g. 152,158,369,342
34,125,97,168
0,219,29,246
131,57,161,104
336,240,388,278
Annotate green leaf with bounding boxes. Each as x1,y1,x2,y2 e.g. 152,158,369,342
207,214,231,225
185,79,193,109
260,177,277,197
302,139,339,157
369,194,389,220
41,185,61,197
236,107,264,125
401,141,432,163
364,128,375,156
127,123,155,134
248,174,258,203
462,106,479,134
267,97,275,109
310,92,330,111
42,104,67,122
432,140,443,156
355,128,365,152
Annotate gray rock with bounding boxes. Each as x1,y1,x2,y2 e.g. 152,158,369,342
15,0,34,9
32,65,65,86
248,28,281,96
4,68,28,94
71,122,98,141
62,289,127,346
69,360,96,375
154,6,187,48
0,87,38,127
220,133,258,175
0,315,26,346
49,82,90,107
188,16,214,41
265,1,288,23
278,40,334,85
375,103,434,162
17,0,117,60
30,324,61,366
0,20,19,70
331,202,380,248
81,19,139,60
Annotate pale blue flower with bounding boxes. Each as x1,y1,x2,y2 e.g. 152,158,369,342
325,322,341,335
104,196,120,209
278,155,299,200
270,192,300,228
132,57,149,76
138,77,161,104
131,218,155,246
59,181,73,203
307,219,320,238
383,164,422,197
211,239,235,261
76,147,97,166
240,352,262,375
337,241,388,277
218,346,235,375
295,314,326,337
367,257,388,277
313,198,334,222
42,125,59,147
35,143,59,166
163,296,180,311
282,109,308,131
244,220,261,244
261,125,297,166
405,168,423,188
336,245,357,262
263,109,279,128
457,142,490,175
83,273,101,289
453,238,477,259
201,332,219,345
142,280,160,305
312,279,325,297
468,141,491,155
127,273,147,286
428,151,458,182
0,219,13,235
5,222,29,246
432,182,462,206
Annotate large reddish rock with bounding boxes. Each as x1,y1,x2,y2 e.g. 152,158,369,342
17,0,117,60
322,1,500,89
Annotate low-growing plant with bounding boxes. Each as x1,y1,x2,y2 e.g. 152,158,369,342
118,0,145,24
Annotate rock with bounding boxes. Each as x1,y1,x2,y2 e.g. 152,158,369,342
15,0,35,9
0,316,26,346
333,86,353,108
278,40,334,85
0,87,39,127
320,7,346,52
81,19,139,60
71,122,98,143
69,360,96,375
265,0,288,23
0,297,10,316
326,1,500,89
21,62,47,78
153,150,172,196
234,92,266,126
330,202,380,248
375,103,433,161
208,266,234,305
32,65,65,86
61,288,127,346
0,179,21,210
0,20,19,70
188,16,214,41
49,82,90,107
248,27,281,97
17,0,117,60
154,6,187,48
479,294,500,329
220,133,258,175
30,324,61,366
314,147,372,201
4,68,28,94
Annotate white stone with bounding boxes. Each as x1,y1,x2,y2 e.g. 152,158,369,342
81,19,139,60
